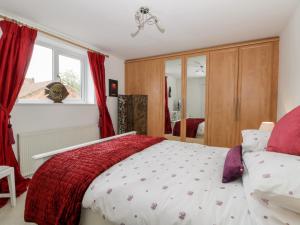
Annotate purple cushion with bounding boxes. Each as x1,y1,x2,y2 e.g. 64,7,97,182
222,145,244,183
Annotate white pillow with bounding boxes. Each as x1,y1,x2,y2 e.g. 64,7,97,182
243,151,300,213
197,122,205,136
242,129,271,153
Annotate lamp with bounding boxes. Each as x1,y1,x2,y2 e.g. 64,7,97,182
131,7,165,37
259,122,275,131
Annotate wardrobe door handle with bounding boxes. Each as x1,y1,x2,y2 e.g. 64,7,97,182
235,98,239,121
236,98,240,121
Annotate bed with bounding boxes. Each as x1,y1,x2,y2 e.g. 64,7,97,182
79,140,253,225
173,118,205,138
24,131,300,225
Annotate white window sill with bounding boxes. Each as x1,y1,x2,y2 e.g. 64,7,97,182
16,102,97,106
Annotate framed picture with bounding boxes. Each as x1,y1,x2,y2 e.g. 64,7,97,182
109,79,118,97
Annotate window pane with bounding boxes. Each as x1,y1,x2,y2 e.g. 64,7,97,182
59,55,82,100
19,45,53,100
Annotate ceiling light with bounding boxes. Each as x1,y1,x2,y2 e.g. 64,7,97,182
131,7,165,38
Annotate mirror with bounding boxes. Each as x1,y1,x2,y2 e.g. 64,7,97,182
185,55,206,143
164,58,182,140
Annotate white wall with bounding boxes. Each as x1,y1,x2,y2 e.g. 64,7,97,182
277,3,300,119
106,55,125,130
167,76,206,119
186,77,206,118
167,76,179,111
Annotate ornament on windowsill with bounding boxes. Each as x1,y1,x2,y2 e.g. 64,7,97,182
44,81,69,103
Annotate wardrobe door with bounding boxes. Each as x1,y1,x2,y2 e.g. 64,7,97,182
238,42,278,139
207,48,239,147
164,58,184,141
185,54,207,144
125,59,164,137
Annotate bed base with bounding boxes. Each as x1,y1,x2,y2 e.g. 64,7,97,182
32,131,137,173
80,208,112,225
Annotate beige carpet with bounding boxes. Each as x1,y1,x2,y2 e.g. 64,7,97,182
0,192,35,225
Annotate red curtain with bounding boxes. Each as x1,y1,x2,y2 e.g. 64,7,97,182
87,51,115,138
165,77,172,134
0,21,37,207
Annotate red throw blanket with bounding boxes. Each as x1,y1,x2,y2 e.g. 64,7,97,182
173,118,205,138
24,134,165,225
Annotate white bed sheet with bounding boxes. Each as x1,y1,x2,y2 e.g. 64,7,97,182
82,140,255,225
242,152,300,225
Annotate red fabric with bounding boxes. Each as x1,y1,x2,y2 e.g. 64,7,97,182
267,106,300,156
25,135,165,225
173,118,205,138
0,21,37,207
164,77,172,134
88,52,115,138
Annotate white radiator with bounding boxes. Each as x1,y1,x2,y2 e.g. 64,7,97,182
18,124,99,177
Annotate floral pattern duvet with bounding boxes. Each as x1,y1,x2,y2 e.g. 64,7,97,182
83,140,255,225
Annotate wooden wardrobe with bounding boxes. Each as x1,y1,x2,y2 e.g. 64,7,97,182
125,37,279,147
125,59,164,137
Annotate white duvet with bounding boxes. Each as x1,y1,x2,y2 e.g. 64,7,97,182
83,140,256,225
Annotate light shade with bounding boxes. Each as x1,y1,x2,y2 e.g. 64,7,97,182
259,122,275,131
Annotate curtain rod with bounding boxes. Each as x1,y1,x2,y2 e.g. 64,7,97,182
0,14,109,58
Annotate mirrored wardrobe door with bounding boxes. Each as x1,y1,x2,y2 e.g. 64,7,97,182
185,54,207,144
164,58,183,141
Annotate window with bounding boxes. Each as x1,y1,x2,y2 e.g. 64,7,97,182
18,41,88,103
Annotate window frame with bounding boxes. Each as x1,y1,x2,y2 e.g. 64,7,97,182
18,40,88,104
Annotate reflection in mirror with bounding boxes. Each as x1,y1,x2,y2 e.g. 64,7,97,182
164,59,182,140
186,55,206,143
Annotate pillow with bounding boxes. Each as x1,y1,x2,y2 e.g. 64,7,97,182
267,106,300,156
197,122,205,136
222,145,244,183
242,129,271,153
243,151,300,213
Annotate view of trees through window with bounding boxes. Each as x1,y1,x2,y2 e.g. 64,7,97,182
19,44,83,102
59,55,81,100
60,70,81,93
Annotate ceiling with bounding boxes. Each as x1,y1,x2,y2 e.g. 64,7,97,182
0,0,298,59
166,56,206,78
